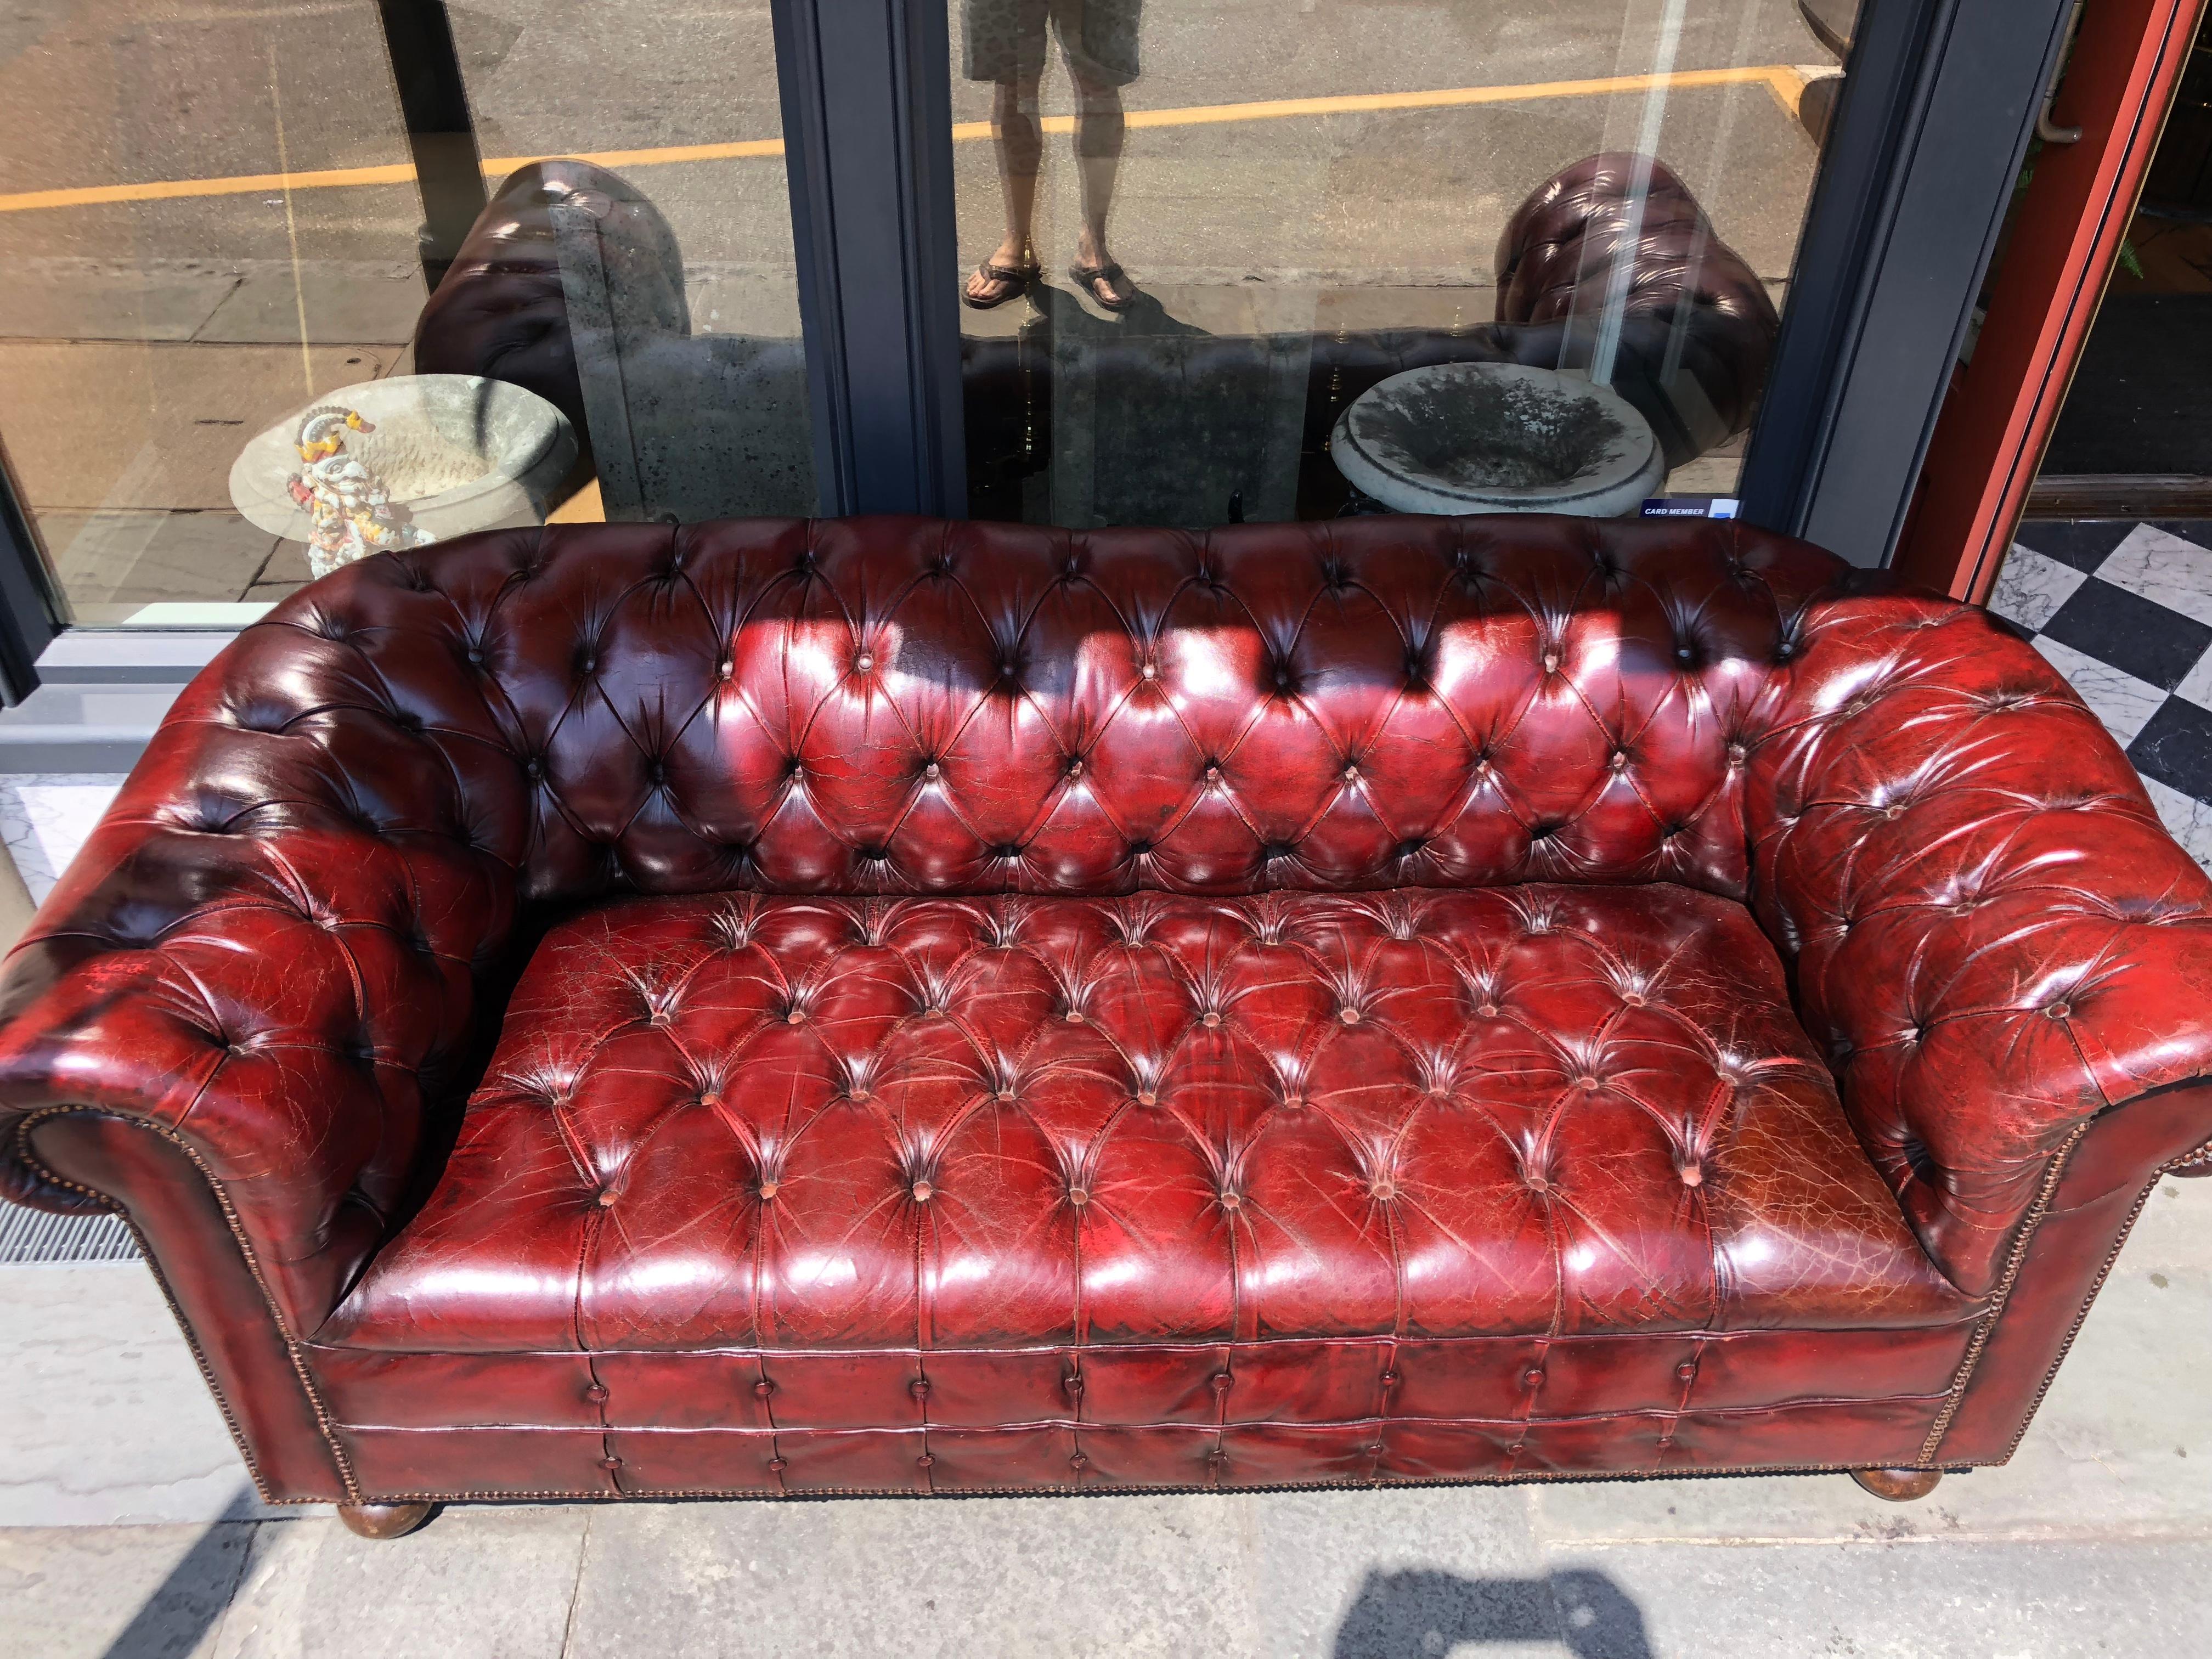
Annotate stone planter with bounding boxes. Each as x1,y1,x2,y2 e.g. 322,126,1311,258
229,375,577,570
1330,363,1665,519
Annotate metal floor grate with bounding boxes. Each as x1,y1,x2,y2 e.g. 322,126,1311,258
0,1205,140,1265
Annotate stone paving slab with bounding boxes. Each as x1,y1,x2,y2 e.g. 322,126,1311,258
0,1521,253,1659
193,262,427,347
0,261,242,343
0,1265,292,1527
7,1502,2210,1657
1545,1538,2212,1659
0,342,397,512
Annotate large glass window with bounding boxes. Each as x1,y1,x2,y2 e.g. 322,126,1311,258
948,0,1855,525
0,0,810,628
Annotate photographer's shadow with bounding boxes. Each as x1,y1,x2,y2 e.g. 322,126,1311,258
1334,1568,1656,1659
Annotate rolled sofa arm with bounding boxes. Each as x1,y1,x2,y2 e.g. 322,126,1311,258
0,573,523,1336
1746,582,2212,1298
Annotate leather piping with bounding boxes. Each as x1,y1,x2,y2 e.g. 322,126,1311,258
1917,1118,2096,1464
12,1105,361,1504
274,1457,1987,1508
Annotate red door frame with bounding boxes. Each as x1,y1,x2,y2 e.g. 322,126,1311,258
1891,0,2208,601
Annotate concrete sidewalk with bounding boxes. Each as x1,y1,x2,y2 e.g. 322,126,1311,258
4,1178,2208,1657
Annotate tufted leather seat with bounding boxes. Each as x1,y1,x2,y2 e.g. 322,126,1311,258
3,514,2208,1510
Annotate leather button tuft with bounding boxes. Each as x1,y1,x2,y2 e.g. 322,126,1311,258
1477,1002,1499,1018
1522,1367,1545,1390
916,1453,935,1469
1622,992,1646,1008
923,761,941,780
1066,759,1085,778
1067,1187,1090,1207
1371,1179,1397,1200
854,652,874,673
1136,1089,1157,1106
600,1455,623,1471
767,1457,788,1474
1064,1374,1085,1394
1201,1011,1222,1028
785,1009,806,1025
1212,1372,1234,1392
1342,763,1361,782
1340,1007,1362,1025
1678,1163,1705,1188
1065,1008,1086,1024
1141,661,1158,679
911,1181,934,1203
1218,1192,1242,1211
2047,1002,2072,1019
758,1180,780,1200
1379,1370,1400,1387
699,1091,721,1109
754,1379,776,1398
910,1378,932,1398
585,1383,610,1404
595,1188,619,1207
1675,1362,1697,1383
1069,1452,1089,1470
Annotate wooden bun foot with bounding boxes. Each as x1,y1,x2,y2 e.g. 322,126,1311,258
1850,1468,1943,1502
337,1500,435,1539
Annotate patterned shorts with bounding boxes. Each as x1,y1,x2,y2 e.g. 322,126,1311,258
961,0,1143,87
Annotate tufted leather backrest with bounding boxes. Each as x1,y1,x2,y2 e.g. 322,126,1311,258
238,514,1860,909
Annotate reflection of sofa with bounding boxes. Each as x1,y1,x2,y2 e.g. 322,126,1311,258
416,161,812,521
4,512,2210,1537
427,155,1778,521
415,160,690,455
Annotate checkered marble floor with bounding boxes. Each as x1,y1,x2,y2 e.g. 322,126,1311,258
1988,520,2212,869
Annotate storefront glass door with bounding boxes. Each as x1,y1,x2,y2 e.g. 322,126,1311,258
945,0,1856,526
0,0,812,629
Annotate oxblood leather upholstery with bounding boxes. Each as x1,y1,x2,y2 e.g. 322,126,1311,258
3,514,2208,1508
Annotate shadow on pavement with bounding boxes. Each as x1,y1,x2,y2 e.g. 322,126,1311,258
97,1492,259,1659
1334,1567,1655,1658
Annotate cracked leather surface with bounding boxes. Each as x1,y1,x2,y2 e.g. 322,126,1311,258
2,512,2208,1499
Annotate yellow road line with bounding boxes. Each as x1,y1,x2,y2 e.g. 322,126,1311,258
0,64,1802,216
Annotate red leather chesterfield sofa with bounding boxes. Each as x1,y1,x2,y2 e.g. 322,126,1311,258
4,514,2209,1541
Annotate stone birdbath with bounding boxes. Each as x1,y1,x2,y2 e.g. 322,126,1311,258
229,374,577,578
1330,362,1665,519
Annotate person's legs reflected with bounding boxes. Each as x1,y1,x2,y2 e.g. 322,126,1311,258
1067,64,1134,309
962,0,1048,308
966,71,1046,307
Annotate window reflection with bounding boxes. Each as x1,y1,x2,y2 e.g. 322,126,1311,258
0,0,810,626
951,0,1851,526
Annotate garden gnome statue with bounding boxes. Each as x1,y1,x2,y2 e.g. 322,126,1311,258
287,407,431,577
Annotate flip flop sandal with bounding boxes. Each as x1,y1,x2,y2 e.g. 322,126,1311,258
962,259,1040,310
1069,261,1136,313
